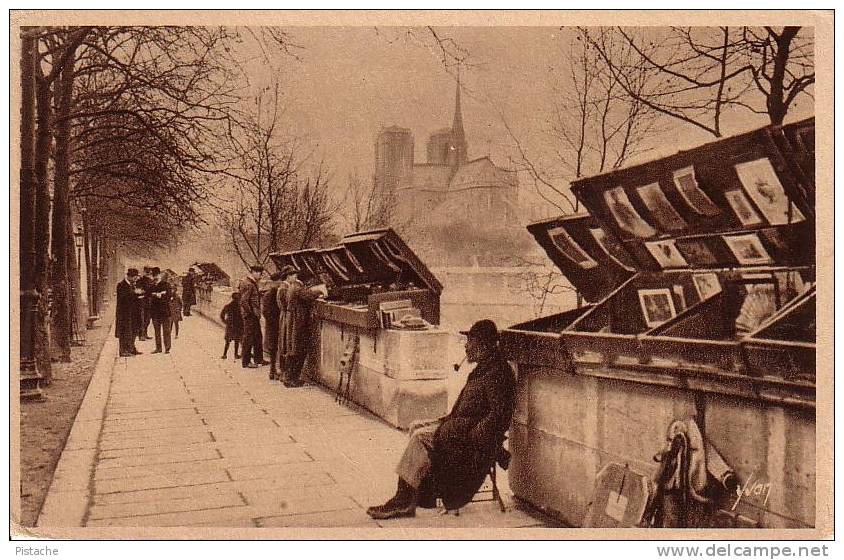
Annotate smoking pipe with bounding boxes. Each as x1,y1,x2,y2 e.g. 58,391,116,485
453,356,466,373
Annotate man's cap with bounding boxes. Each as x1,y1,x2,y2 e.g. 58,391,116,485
460,319,499,343
127,268,139,277
150,266,161,275
277,265,296,279
249,265,265,273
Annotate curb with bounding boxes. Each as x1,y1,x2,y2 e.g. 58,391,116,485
36,321,118,527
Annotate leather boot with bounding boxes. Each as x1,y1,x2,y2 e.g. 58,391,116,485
367,478,417,520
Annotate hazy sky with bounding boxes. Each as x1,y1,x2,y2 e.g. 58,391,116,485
238,26,814,220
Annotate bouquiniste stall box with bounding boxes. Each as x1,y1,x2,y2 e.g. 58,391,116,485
501,118,816,528
269,229,451,429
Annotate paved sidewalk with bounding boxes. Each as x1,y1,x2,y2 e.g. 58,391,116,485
42,315,545,529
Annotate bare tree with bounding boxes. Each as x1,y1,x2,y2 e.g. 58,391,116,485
580,26,814,136
219,85,338,269
340,169,405,233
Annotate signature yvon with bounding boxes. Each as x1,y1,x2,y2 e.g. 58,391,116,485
731,472,772,510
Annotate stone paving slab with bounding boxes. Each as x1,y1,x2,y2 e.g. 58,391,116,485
38,313,546,530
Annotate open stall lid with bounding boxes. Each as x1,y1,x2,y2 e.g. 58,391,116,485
526,214,636,303
570,119,815,272
340,228,443,294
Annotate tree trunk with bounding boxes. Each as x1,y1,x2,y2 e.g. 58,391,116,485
49,57,75,362
83,211,93,317
33,62,53,380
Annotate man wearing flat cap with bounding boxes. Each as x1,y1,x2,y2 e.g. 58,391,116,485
239,264,267,368
367,319,516,520
116,268,143,357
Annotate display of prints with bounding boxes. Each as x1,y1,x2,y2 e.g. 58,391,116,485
671,166,721,216
638,288,678,327
724,190,764,227
645,239,689,269
675,239,718,266
635,182,687,231
692,272,722,301
548,226,598,269
589,228,636,271
723,233,773,265
603,186,657,238
734,158,805,225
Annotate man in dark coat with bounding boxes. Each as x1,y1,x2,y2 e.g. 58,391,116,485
115,268,143,357
278,268,323,387
136,266,154,340
273,265,297,381
182,267,197,316
239,265,266,368
149,267,173,354
367,319,516,520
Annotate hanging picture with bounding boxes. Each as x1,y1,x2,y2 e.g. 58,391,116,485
635,182,687,231
548,226,598,269
692,272,722,301
675,238,719,266
603,186,657,238
671,166,721,216
723,233,773,265
589,228,636,271
734,158,805,225
724,190,764,227
645,239,688,269
672,284,687,312
638,288,677,327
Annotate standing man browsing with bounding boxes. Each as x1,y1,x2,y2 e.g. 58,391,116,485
238,265,266,369
182,267,197,316
262,269,289,381
274,265,297,381
149,267,173,354
279,268,323,388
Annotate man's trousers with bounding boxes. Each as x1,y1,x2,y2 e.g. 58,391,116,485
241,315,263,367
152,316,172,352
395,423,439,489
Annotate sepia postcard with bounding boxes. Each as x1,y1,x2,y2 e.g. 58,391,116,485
9,9,833,543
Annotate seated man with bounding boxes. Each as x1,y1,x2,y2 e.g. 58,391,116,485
367,319,516,520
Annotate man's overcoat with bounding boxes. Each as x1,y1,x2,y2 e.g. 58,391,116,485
418,352,516,510
115,279,137,340
278,280,321,358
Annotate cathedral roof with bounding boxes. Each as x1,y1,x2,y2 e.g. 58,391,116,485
447,157,517,192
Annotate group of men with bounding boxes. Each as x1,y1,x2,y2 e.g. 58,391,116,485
236,264,323,388
115,266,194,357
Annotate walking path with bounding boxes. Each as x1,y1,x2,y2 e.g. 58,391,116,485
37,314,545,529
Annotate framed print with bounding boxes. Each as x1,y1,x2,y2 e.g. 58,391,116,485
672,284,687,312
548,226,598,269
692,272,722,301
589,227,636,271
635,182,687,231
603,186,657,238
645,239,688,268
734,158,805,225
675,238,719,266
724,189,764,227
723,233,773,265
671,166,721,216
638,288,677,327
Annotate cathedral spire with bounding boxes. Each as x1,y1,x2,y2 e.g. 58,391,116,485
449,75,468,166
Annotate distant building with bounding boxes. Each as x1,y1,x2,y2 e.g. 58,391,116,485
373,83,528,266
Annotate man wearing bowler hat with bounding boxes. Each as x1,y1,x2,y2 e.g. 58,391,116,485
367,319,516,520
